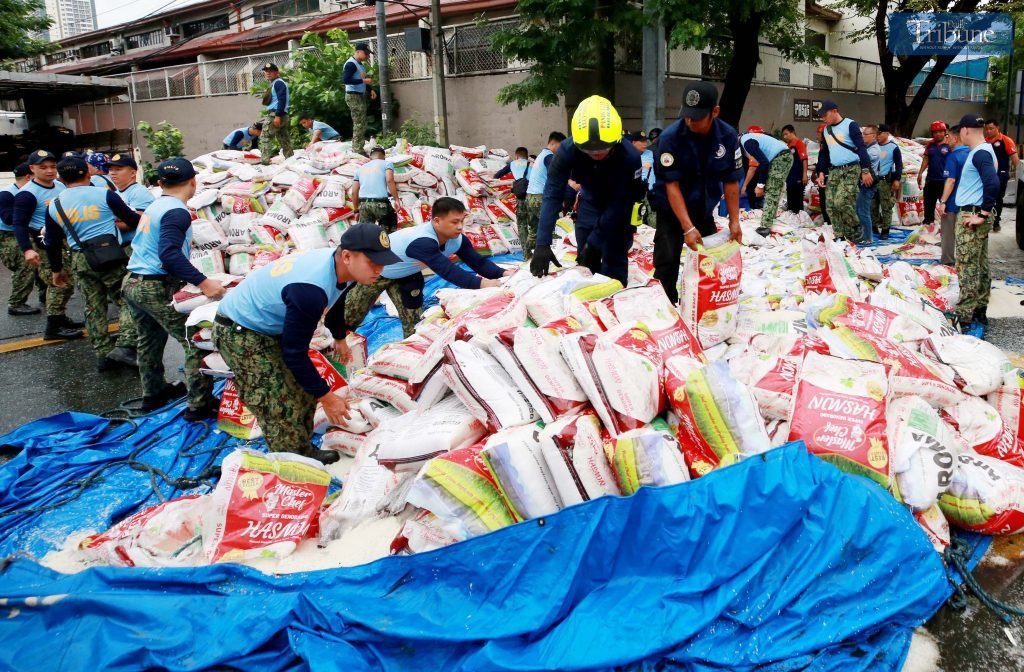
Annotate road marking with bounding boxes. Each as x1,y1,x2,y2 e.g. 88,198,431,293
0,323,119,354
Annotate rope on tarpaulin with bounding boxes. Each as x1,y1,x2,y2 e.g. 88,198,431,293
943,535,1024,624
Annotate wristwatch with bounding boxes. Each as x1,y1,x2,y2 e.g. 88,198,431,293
756,183,765,190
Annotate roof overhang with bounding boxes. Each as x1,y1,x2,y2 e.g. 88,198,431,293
0,71,129,105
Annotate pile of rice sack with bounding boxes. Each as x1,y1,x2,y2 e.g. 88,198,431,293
66,140,1024,570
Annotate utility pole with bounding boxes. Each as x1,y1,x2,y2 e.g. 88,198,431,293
375,0,392,134
430,0,449,145
641,0,660,133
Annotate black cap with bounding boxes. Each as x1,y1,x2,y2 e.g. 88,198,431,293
28,149,57,165
339,223,402,265
156,158,197,185
13,162,30,178
625,130,647,142
354,42,372,54
680,81,719,119
56,157,89,181
816,100,839,118
108,153,138,169
958,113,985,129
648,127,662,142
262,62,279,71
878,123,892,134
949,125,962,134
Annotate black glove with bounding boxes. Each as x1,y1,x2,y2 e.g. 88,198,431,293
578,243,602,275
530,245,562,278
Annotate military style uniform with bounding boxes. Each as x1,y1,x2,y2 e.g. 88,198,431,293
820,116,872,242
354,158,397,232
518,149,557,260
113,168,156,351
0,181,35,310
952,140,999,326
740,132,793,230
872,139,902,236
261,69,292,165
11,170,71,317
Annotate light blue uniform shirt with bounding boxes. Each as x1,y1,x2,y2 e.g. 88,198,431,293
312,121,339,141
344,57,367,94
381,223,462,280
354,159,394,199
20,180,66,230
47,186,119,251
954,143,997,208
127,195,191,275
739,133,789,163
823,118,860,167
118,182,156,245
0,183,18,232
526,148,553,196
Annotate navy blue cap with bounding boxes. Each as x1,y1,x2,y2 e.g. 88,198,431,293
816,100,839,118
28,149,57,165
156,158,197,185
56,157,89,181
108,152,138,169
625,130,648,142
339,223,402,265
354,42,372,54
262,62,279,71
62,150,84,159
680,82,719,119
958,113,985,129
13,162,30,178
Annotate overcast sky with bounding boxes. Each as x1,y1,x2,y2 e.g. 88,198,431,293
94,0,207,30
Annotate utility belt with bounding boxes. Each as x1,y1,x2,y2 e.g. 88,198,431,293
360,197,390,204
127,272,184,293
214,313,273,338
958,206,987,214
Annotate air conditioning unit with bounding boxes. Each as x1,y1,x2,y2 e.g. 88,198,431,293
165,25,181,38
109,38,125,55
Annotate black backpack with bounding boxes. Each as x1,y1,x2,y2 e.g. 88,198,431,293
512,164,530,198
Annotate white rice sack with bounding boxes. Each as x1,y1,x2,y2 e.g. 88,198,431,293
482,423,563,520
680,239,742,348
869,279,955,336
921,333,1012,396
560,322,663,437
228,252,253,276
312,180,348,208
259,200,297,232
188,248,226,277
288,217,330,251
945,395,1018,461
282,175,323,213
539,412,620,506
78,495,206,568
187,189,220,210
887,395,964,511
988,369,1024,466
421,148,455,179
442,340,538,431
321,428,369,458
190,219,228,251
318,441,403,542
372,395,487,472
940,453,1024,535
605,418,690,495
226,212,259,245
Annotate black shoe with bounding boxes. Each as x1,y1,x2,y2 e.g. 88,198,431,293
60,315,85,329
183,401,219,422
97,356,119,372
7,304,41,316
993,223,1001,233
879,231,889,240
106,346,138,367
312,448,341,465
973,308,989,326
141,382,187,412
755,226,771,237
44,316,83,340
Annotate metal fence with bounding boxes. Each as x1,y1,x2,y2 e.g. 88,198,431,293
667,43,987,102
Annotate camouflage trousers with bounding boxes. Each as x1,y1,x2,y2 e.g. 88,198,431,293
358,201,396,233
872,182,898,234
954,211,992,322
761,153,793,229
69,251,133,357
517,194,542,261
346,92,368,154
345,276,422,338
0,231,34,307
117,244,138,348
32,240,74,317
122,275,214,409
213,323,317,457
825,164,861,241
260,112,293,165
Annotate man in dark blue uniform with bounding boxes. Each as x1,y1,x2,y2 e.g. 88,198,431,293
650,81,743,304
530,95,643,285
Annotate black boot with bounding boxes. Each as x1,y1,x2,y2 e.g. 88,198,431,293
973,307,989,326
106,346,138,367
7,304,41,316
183,399,219,422
60,315,86,329
44,316,83,340
141,382,187,412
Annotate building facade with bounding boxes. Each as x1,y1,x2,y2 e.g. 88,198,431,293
43,0,98,42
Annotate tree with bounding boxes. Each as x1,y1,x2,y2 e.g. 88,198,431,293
0,0,53,61
839,0,992,136
986,25,1024,125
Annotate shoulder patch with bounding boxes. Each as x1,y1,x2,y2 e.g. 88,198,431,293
714,144,726,159
660,153,675,167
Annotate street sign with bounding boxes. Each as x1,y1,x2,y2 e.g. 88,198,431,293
794,99,812,121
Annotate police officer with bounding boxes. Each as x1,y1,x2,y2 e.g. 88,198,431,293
651,81,743,304
812,124,831,226
949,114,999,331
343,43,374,155
222,122,263,150
0,163,40,316
516,132,565,261
873,124,903,240
123,158,226,417
740,125,793,230
530,95,643,285
214,223,400,464
11,150,83,340
346,197,514,337
349,146,400,232
918,121,950,226
982,119,1018,233
936,125,967,266
814,100,873,242
43,157,142,371
780,125,809,214
103,152,152,366
86,153,115,190
856,125,882,243
260,63,291,165
299,116,340,149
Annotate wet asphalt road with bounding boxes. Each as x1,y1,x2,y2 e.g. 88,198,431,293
0,213,1021,670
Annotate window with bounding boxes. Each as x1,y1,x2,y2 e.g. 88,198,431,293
812,73,833,90
805,29,827,50
79,42,111,59
778,67,791,83
127,29,163,49
181,15,229,38
254,0,320,23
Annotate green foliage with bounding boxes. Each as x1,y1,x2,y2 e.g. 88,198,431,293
0,0,53,61
137,120,185,185
377,118,443,149
987,27,1024,122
